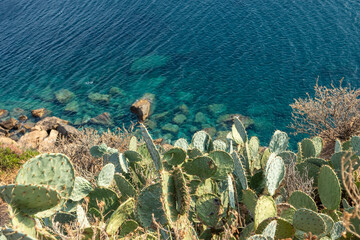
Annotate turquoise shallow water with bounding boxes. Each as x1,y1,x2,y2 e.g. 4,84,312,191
1,0,360,146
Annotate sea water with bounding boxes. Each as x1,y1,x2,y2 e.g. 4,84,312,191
1,0,360,147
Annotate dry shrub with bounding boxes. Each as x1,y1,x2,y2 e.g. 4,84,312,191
290,79,360,142
342,153,360,238
283,161,314,198
53,125,134,180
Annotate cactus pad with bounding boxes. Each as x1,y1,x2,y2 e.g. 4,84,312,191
208,151,234,180
254,196,277,229
124,150,143,162
330,221,346,240
1,228,36,240
256,217,295,239
277,203,297,223
231,152,248,190
183,156,217,179
242,189,258,216
70,177,93,202
318,213,334,236
265,154,285,196
300,139,316,159
104,152,129,174
8,207,36,238
191,130,212,152
114,174,136,200
119,220,139,237
293,208,326,236
247,234,267,240
160,170,179,225
140,123,163,170
163,147,187,166
288,191,317,212
213,139,227,151
0,184,61,217
97,163,115,188
106,198,135,235
277,151,296,164
173,167,190,215
232,117,247,145
129,136,138,151
88,187,120,220
137,183,167,228
174,138,189,150
312,136,323,157
90,143,109,158
15,153,75,198
318,165,341,210
269,130,289,154
195,193,223,227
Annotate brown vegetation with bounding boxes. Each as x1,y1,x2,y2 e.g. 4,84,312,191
290,79,360,142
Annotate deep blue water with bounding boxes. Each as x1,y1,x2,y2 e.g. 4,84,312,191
1,0,360,146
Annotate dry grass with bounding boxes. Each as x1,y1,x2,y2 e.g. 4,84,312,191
52,125,135,180
290,79,360,142
283,161,314,198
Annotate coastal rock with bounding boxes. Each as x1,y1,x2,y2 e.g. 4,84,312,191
109,87,125,96
18,130,48,149
0,136,17,146
35,117,69,131
173,114,187,125
178,104,189,115
23,122,35,130
56,124,79,138
9,128,26,141
64,101,79,113
195,112,208,124
208,104,227,116
18,115,28,122
0,126,8,136
162,123,179,133
216,114,254,128
55,89,75,104
90,112,113,126
39,130,59,152
31,108,50,118
88,93,110,104
152,111,169,120
130,54,170,72
130,99,151,122
0,118,18,130
0,109,9,119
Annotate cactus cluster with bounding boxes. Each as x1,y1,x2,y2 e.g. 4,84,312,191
2,116,360,239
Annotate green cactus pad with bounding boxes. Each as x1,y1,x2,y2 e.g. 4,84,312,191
300,139,316,159
0,184,61,217
213,139,227,151
242,189,258,216
247,234,267,240
173,167,190,215
248,136,260,159
305,157,328,167
288,191,317,212
88,187,120,220
97,163,115,188
334,139,342,153
232,117,247,145
330,151,352,180
277,151,296,164
196,178,217,196
140,123,163,171
129,136,138,151
261,219,277,239
69,177,93,202
187,148,203,159
8,207,36,238
295,161,320,186
231,152,248,190
1,228,36,240
195,193,223,227
318,213,334,236
137,183,167,228
15,153,75,198
77,205,90,229
208,151,234,180
114,174,136,201
254,195,277,229
124,150,143,162
269,130,289,154
104,152,129,174
227,175,236,209
277,203,297,223
183,156,217,179
262,218,295,239
191,130,213,153
351,136,360,155
106,198,135,235
330,221,346,240
119,220,139,237
160,170,179,225
293,208,326,236
312,136,323,157
318,165,341,210
90,143,109,158
163,147,187,166
265,154,285,196
174,138,189,150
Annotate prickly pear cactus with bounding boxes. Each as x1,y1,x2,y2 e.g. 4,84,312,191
174,138,189,150
293,208,326,236
124,150,143,162
114,174,136,201
208,151,234,180
69,177,93,202
299,138,316,159
191,130,212,153
173,167,190,215
288,190,317,212
254,196,277,229
195,193,223,227
318,165,341,210
232,117,247,145
265,154,285,196
183,156,217,179
140,123,163,171
97,163,115,188
88,187,120,220
269,130,289,154
106,198,135,235
232,152,248,190
163,147,187,166
213,139,227,151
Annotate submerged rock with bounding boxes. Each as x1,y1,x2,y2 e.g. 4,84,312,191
11,108,26,119
173,114,187,125
144,119,157,130
208,104,227,116
31,108,50,118
0,109,9,119
130,54,170,72
64,101,79,113
109,87,125,96
152,111,170,120
88,92,110,104
18,115,28,122
90,112,113,126
195,112,208,124
55,89,75,104
162,123,179,133
177,104,189,115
